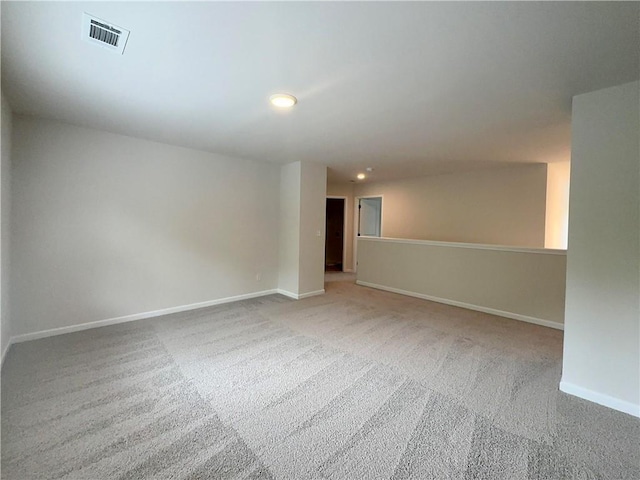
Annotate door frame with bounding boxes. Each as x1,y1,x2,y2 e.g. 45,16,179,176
326,196,348,272
353,194,384,273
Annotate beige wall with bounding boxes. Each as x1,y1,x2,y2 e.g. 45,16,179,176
298,162,327,295
11,115,281,336
1,94,12,361
545,161,571,249
561,81,639,416
279,161,327,297
278,162,301,294
357,237,566,327
353,164,548,248
326,182,355,271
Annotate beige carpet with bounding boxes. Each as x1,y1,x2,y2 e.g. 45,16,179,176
2,276,639,479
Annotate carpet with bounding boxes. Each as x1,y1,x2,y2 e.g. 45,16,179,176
2,276,638,479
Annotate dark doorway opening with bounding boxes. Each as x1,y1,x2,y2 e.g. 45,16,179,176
325,198,345,272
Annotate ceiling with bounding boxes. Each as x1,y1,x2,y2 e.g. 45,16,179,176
2,2,638,183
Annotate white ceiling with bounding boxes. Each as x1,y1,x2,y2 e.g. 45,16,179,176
2,2,638,183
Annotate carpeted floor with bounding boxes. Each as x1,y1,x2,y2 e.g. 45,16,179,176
2,275,639,479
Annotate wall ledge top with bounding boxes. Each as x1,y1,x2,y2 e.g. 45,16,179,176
358,236,567,256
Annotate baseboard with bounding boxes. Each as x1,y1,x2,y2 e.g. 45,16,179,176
10,289,279,344
1,339,12,368
355,280,564,331
560,381,640,418
276,289,325,300
277,289,299,300
298,289,325,299
343,269,355,273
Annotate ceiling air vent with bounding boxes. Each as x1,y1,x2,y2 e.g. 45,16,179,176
82,13,130,55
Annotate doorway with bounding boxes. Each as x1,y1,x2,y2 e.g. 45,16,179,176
325,197,346,271
358,197,382,237
353,195,383,273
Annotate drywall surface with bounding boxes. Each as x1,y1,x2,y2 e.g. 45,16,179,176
326,182,355,271
1,94,12,361
298,162,326,295
11,116,280,336
545,161,571,249
354,164,548,247
278,162,302,295
562,81,640,415
357,237,567,327
278,161,327,297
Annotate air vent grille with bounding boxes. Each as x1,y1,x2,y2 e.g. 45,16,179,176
89,20,120,47
83,13,130,55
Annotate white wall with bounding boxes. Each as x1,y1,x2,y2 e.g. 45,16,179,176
298,162,327,295
11,115,281,337
1,94,13,362
354,164,548,248
545,161,571,249
357,237,566,328
278,162,301,294
561,81,640,417
326,182,355,271
278,161,327,297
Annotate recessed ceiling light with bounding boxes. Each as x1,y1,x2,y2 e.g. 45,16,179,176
357,173,366,180
269,93,297,108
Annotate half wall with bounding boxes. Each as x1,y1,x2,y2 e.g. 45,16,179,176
356,237,566,329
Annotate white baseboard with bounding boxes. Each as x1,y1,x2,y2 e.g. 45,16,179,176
277,289,298,300
560,380,640,418
355,280,564,331
1,340,11,368
298,289,325,299
277,289,325,300
10,289,279,344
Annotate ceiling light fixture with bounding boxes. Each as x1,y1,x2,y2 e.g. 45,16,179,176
269,93,297,108
357,173,366,180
